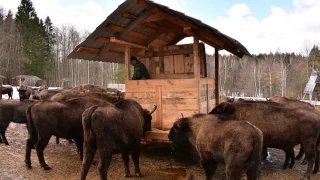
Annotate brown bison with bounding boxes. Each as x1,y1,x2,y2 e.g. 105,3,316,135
168,114,263,180
72,84,107,93
0,100,36,145
50,91,122,103
209,102,320,180
269,96,316,164
30,89,65,100
17,86,32,101
24,96,114,170
0,86,13,100
80,99,157,180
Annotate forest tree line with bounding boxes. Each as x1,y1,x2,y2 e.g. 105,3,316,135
0,0,320,99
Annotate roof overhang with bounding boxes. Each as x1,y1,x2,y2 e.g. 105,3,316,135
68,0,251,63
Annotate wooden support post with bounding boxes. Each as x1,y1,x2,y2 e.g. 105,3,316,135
215,48,219,106
125,45,131,81
193,37,200,79
193,36,201,112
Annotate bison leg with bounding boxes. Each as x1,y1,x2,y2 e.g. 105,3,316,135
246,165,259,180
74,139,84,160
25,139,34,169
313,150,319,174
35,135,52,170
121,152,131,177
200,159,217,180
0,127,9,145
225,163,242,180
98,151,112,180
296,144,305,160
262,147,268,160
283,148,295,169
81,143,97,180
301,141,316,180
131,148,142,177
55,136,59,144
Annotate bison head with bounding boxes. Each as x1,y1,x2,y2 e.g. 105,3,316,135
168,118,191,152
142,105,157,132
209,102,235,116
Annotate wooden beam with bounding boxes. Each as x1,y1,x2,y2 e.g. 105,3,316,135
110,37,147,49
138,48,193,57
95,37,110,43
184,27,244,57
122,12,136,19
215,48,219,106
118,9,153,39
77,47,124,57
125,45,131,81
144,13,165,22
137,0,191,28
77,47,99,54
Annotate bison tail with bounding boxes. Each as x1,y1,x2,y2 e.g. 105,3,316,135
26,104,38,143
248,127,263,170
82,105,101,130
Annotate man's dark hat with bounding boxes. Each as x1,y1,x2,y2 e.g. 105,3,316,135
130,56,137,61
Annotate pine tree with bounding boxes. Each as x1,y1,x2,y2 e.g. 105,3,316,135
15,0,48,79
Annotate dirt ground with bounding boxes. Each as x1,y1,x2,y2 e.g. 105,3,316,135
0,123,319,180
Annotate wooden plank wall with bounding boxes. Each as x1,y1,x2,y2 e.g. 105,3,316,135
144,43,206,79
125,79,199,130
200,78,215,113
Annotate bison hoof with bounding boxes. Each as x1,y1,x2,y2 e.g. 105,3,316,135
312,170,318,174
301,160,308,165
25,164,32,169
135,172,142,177
124,173,131,177
42,165,52,171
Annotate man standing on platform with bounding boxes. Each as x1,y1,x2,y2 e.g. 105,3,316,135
130,56,150,80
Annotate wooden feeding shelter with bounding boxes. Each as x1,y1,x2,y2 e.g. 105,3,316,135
68,0,251,142
12,75,42,86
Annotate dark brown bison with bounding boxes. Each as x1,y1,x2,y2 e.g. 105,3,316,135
17,86,32,101
72,84,107,93
80,99,157,180
168,114,263,180
50,91,122,103
0,100,36,145
24,96,113,170
269,96,316,164
209,102,320,180
30,89,65,100
0,86,13,100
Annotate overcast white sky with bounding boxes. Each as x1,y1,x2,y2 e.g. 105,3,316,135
0,0,320,55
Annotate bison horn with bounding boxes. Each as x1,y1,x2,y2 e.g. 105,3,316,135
149,105,157,115
181,113,184,118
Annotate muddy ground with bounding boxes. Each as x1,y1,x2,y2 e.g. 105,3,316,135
0,123,319,180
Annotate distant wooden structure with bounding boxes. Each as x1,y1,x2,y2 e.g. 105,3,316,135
68,0,250,142
58,78,71,88
12,75,42,86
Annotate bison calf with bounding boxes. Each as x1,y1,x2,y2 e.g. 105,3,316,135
81,99,156,180
168,114,263,180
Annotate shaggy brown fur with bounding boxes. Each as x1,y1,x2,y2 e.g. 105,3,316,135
24,97,112,170
80,99,156,180
210,102,320,180
169,114,263,180
0,100,36,145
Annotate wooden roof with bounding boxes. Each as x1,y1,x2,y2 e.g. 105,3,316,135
68,0,251,63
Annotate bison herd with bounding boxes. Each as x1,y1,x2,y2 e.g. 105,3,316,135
1,86,320,180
